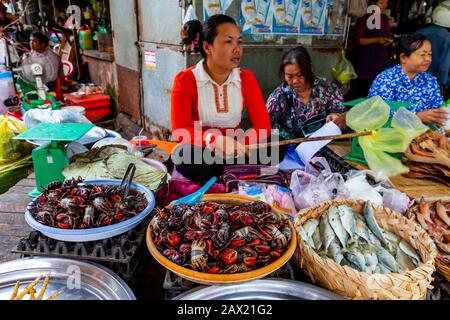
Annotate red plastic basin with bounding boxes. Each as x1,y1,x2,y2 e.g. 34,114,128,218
64,93,111,123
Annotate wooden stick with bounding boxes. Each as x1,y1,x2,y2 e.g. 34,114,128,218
248,131,373,150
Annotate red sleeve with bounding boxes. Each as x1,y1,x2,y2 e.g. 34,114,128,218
354,16,367,44
170,70,207,147
241,70,272,143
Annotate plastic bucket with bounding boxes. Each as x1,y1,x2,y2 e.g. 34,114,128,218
79,30,94,50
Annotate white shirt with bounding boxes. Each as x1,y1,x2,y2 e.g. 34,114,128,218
192,59,243,128
27,48,61,83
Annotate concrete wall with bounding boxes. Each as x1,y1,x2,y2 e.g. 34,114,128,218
241,48,341,100
109,0,141,122
110,0,139,71
138,0,183,44
109,0,342,130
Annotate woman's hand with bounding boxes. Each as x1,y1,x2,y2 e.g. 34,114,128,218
417,109,449,126
213,135,247,160
326,113,347,130
377,37,392,46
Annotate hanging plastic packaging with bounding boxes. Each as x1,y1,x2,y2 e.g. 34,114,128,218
183,5,198,24
331,49,358,85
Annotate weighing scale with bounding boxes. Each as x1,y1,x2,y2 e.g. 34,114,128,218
14,123,95,197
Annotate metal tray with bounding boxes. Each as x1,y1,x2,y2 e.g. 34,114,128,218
0,258,135,300
173,279,343,300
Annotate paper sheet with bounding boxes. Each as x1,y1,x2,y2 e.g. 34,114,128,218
297,121,342,164
277,121,342,170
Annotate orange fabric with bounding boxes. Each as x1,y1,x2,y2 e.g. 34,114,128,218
171,67,271,147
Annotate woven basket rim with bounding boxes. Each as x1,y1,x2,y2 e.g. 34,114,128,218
408,201,449,268
295,199,437,279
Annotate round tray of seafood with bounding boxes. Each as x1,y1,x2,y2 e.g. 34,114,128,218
25,177,155,242
147,195,297,285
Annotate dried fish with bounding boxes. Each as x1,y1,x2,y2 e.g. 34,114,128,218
328,206,349,248
363,202,387,246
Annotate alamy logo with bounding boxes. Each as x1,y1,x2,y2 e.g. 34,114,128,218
66,265,82,290
366,5,382,30
66,5,81,28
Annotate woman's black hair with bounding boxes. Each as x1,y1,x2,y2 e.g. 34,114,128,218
31,31,49,47
397,34,430,58
181,19,203,52
279,46,315,88
198,14,237,59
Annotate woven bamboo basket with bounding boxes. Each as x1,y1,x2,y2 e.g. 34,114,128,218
408,201,450,282
435,258,450,282
147,194,297,285
294,199,437,300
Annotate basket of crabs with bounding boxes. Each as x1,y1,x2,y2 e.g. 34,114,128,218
146,194,297,285
295,199,437,300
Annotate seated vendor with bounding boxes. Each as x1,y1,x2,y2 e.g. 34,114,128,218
266,46,347,140
0,4,12,30
18,32,63,92
171,14,275,182
368,34,448,126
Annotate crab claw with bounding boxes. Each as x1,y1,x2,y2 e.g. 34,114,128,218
247,238,261,247
230,239,246,248
255,245,271,255
221,249,238,265
270,247,283,259
243,256,257,267
207,265,222,274
167,232,181,247
57,223,72,229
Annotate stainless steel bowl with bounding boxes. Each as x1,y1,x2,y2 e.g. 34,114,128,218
173,279,343,300
0,258,135,300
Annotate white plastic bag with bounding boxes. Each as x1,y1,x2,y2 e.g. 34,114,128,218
344,174,383,205
24,108,91,129
345,170,411,214
290,157,349,210
183,4,198,24
379,187,411,214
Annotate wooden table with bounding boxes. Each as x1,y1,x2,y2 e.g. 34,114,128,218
0,174,34,262
328,141,450,201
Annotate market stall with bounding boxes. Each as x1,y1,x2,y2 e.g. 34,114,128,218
0,1,449,302
1,94,449,301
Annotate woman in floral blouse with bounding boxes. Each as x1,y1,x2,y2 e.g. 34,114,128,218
266,47,347,140
368,34,447,126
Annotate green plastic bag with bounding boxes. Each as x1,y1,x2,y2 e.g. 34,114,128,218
346,98,429,177
0,115,30,164
332,50,358,85
359,138,409,177
346,96,390,132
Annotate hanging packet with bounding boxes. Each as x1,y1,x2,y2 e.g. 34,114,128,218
332,49,358,85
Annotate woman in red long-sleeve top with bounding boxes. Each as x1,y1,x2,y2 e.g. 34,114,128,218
171,14,274,182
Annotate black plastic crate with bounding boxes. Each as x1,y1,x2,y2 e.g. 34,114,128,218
12,219,151,281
